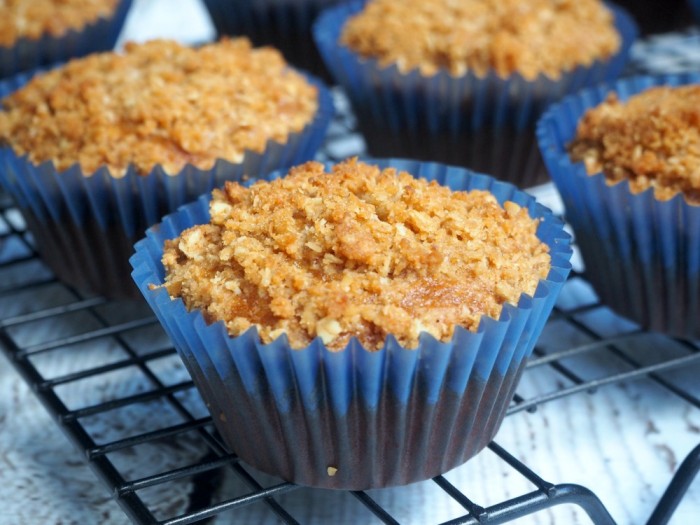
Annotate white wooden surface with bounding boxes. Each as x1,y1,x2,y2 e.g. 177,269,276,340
1,1,700,524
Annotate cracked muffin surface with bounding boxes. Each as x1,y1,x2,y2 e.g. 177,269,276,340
162,159,551,351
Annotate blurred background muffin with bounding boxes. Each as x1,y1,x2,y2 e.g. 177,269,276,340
201,0,342,82
0,38,333,299
0,0,133,78
131,157,572,489
538,74,700,340
314,0,637,188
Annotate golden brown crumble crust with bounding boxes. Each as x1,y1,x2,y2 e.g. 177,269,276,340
0,0,119,47
340,0,620,80
569,86,700,205
162,159,551,351
0,38,319,177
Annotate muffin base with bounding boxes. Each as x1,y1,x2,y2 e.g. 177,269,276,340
358,119,548,188
200,359,526,490
22,207,142,299
202,0,338,82
583,243,700,339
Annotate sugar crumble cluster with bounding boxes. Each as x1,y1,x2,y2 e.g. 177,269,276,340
163,159,551,351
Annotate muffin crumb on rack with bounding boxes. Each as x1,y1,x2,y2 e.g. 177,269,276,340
162,159,551,351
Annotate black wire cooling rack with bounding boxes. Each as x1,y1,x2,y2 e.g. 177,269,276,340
1,91,700,525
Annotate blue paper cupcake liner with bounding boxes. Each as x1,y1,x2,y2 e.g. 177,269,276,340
201,0,342,82
313,0,637,188
130,159,572,489
0,0,132,79
0,67,334,299
537,73,700,340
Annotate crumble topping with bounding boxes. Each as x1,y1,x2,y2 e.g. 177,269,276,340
340,0,620,80
0,38,319,177
162,159,551,351
0,0,119,47
568,86,700,205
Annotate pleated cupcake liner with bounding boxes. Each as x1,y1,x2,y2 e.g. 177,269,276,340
0,0,132,79
537,73,700,340
130,159,572,489
312,0,637,188
0,68,334,299
201,0,342,83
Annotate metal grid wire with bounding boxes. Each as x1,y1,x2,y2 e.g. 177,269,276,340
1,92,700,525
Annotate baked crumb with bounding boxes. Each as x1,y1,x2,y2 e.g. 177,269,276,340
162,159,551,351
340,0,620,80
0,0,119,46
568,86,700,205
0,38,319,177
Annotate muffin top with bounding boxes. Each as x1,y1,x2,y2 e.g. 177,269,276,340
568,86,700,205
162,159,551,351
0,0,119,47
340,0,620,80
0,38,319,177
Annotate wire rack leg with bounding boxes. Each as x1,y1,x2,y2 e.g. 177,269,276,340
488,484,617,525
440,483,616,525
646,443,700,525
554,484,618,525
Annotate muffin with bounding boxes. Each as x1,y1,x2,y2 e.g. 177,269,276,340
130,158,572,489
0,0,132,79
202,0,343,82
0,38,334,299
537,74,700,340
313,0,637,188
